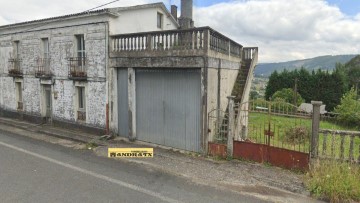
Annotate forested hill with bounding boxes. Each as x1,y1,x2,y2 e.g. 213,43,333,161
255,55,357,77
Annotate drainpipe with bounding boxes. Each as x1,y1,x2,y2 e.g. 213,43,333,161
105,21,110,135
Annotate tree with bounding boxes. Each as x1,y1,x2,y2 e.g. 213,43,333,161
265,67,348,111
250,90,260,100
334,88,360,129
344,55,360,97
271,88,305,106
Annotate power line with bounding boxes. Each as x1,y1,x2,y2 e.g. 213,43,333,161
85,0,119,12
0,0,120,39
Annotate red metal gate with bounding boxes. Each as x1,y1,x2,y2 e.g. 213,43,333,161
233,99,312,171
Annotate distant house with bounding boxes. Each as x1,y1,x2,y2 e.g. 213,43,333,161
0,0,258,153
298,103,327,114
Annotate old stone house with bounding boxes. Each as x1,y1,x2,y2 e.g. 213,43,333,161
0,1,258,153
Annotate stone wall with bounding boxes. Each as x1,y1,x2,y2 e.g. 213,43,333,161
0,22,107,129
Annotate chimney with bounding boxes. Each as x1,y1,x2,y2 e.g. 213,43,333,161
171,5,178,21
179,0,194,29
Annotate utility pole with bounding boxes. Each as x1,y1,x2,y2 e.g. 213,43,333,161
293,78,298,106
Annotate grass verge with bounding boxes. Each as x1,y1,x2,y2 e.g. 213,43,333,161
305,160,360,203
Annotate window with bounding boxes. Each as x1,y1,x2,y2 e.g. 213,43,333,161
42,38,49,58
76,35,85,58
78,86,85,110
13,41,20,59
16,82,22,110
77,86,86,121
157,12,163,29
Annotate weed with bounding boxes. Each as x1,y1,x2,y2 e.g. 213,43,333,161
85,142,98,150
263,162,272,168
305,160,360,203
284,126,310,144
226,155,233,161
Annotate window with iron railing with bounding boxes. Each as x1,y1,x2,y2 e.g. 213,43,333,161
35,57,51,78
8,58,22,76
9,41,22,76
68,35,87,79
35,38,52,78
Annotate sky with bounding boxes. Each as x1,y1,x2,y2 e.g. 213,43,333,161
0,0,359,63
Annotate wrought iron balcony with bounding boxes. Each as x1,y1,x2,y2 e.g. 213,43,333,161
68,57,87,80
8,58,22,77
35,58,52,79
110,27,243,59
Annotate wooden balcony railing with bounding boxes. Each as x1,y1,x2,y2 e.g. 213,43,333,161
35,58,52,79
68,57,87,80
8,58,22,77
110,27,243,58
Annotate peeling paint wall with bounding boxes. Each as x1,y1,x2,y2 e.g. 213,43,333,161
23,78,41,116
0,77,16,110
0,22,107,128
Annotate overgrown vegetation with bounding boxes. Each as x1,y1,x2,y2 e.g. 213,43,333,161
305,160,360,203
85,142,98,150
334,88,360,130
271,88,305,106
283,126,310,144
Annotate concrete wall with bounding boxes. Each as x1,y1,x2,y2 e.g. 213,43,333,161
206,57,241,142
0,22,107,129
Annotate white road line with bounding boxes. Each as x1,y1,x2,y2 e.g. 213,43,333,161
0,141,181,203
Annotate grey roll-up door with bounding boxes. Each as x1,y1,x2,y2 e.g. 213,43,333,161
136,69,201,152
117,68,129,137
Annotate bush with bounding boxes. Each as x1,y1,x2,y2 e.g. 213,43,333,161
334,88,360,129
271,88,305,106
305,160,360,202
283,126,310,144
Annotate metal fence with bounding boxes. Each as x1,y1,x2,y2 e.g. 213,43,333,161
234,99,312,153
208,109,229,144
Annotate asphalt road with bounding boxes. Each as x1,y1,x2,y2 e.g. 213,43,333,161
0,129,269,203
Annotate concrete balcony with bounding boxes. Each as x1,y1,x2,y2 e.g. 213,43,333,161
110,27,243,60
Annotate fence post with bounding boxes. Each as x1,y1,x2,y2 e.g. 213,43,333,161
311,101,322,158
227,96,235,158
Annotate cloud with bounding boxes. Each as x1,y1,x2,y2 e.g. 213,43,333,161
194,0,360,62
0,0,152,25
0,0,359,62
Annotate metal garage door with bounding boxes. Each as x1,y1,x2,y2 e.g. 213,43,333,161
117,68,128,137
136,69,201,152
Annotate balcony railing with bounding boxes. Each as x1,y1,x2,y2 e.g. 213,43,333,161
35,58,52,79
110,27,243,58
243,47,258,61
68,57,87,80
8,58,22,77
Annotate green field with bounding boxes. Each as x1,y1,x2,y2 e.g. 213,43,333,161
246,112,360,159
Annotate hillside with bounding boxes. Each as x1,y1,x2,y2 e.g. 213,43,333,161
255,55,358,77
